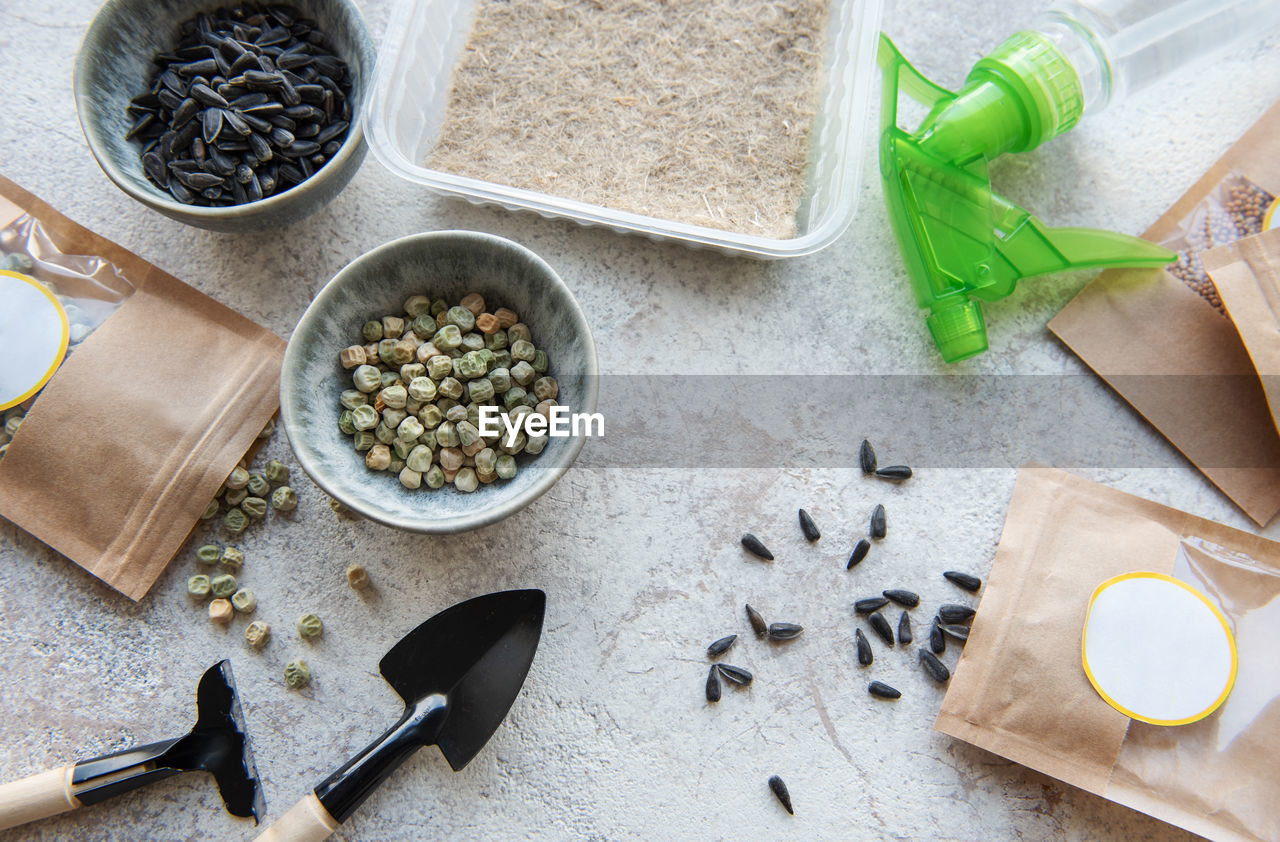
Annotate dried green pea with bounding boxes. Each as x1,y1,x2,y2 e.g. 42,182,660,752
523,433,548,455
408,377,437,402
509,404,534,423
246,473,270,497
492,349,513,369
351,404,379,431
535,399,556,418
231,588,257,614
400,363,426,383
201,499,220,520
297,613,323,639
430,298,448,317
475,448,498,476
271,486,297,511
261,418,277,439
486,329,508,351
404,295,431,317
381,384,408,409
382,408,408,428
188,574,212,600
532,376,559,401
346,563,370,589
196,544,221,564
437,377,463,400
399,467,422,489
264,459,289,485
500,431,527,455
397,416,424,443
245,621,270,650
362,320,383,342
495,453,518,478
510,361,536,386
438,446,464,472
485,367,511,394
510,339,536,362
338,410,357,435
226,466,250,490
424,464,446,488
210,573,237,598
445,404,468,423
446,306,476,333
221,547,245,569
379,371,401,390
503,386,527,409
456,420,481,447
389,457,406,474
353,365,381,393
411,313,437,337
340,388,369,410
468,379,495,403
242,497,268,519
209,598,234,624
377,338,398,366
353,430,375,451
531,350,549,373
454,467,479,492
225,486,248,507
433,324,463,351
508,323,532,344
456,351,486,380
406,445,434,472
366,443,392,471
224,508,249,534
390,339,415,366
284,658,310,689
426,355,454,380
477,348,497,371
374,421,398,445
382,315,405,338
393,437,415,460
460,332,485,352
418,404,443,429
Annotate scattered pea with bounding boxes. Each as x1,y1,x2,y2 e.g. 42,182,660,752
221,547,245,570
247,473,270,497
272,486,298,511
196,544,221,564
225,466,250,490
210,573,237,598
188,575,212,600
225,486,248,507
265,459,289,485
346,563,370,590
241,496,268,519
224,508,249,535
209,599,234,624
231,588,257,614
297,613,323,639
200,499,220,520
245,621,271,650
284,658,311,689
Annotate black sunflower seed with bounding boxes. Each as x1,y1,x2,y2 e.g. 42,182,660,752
229,51,263,76
142,151,168,186
242,69,285,88
222,108,252,136
717,664,752,686
189,82,229,108
269,126,295,147
283,103,324,121
868,612,894,646
875,465,913,480
768,775,793,815
855,628,872,666
897,611,912,645
940,623,969,643
854,597,888,615
125,112,156,140
859,439,877,474
157,88,184,111
248,131,272,161
767,622,803,641
178,58,219,77
285,139,320,157
314,119,348,145
232,92,272,108
241,111,274,134
930,618,946,655
798,509,820,542
168,178,195,203
847,538,870,570
235,163,254,184
938,604,976,624
870,504,886,539
181,171,225,189
705,665,721,703
919,649,950,683
740,534,773,561
321,140,340,157
745,604,767,637
172,97,200,129
882,589,919,608
202,107,224,143
868,681,901,700
943,571,982,593
706,635,737,658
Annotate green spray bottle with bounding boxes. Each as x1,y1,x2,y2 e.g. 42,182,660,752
880,0,1280,363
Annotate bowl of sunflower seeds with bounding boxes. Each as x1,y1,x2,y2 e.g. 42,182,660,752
280,230,599,532
74,0,374,232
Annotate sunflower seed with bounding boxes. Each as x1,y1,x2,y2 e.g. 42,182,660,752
938,604,976,624
847,538,870,570
168,179,195,203
943,571,982,593
314,119,348,145
202,107,224,143
706,635,737,658
919,649,950,682
178,58,219,77
897,611,912,644
767,622,803,641
745,604,767,637
172,97,200,129
248,131,272,161
740,534,773,561
868,612,894,646
855,628,872,666
189,82,229,108
285,139,320,157
717,664,752,686
854,597,888,615
178,171,225,189
798,509,820,542
882,589,919,608
939,623,970,643
705,665,721,703
768,775,794,815
269,126,295,147
125,112,156,140
142,151,168,186
930,618,946,655
241,111,274,133
235,163,254,184
868,681,901,700
229,51,263,76
870,504,886,539
222,108,252,136
875,465,913,480
859,439,877,474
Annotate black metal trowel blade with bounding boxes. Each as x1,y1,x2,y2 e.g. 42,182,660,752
192,660,266,822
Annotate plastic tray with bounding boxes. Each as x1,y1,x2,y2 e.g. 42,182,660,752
364,0,883,258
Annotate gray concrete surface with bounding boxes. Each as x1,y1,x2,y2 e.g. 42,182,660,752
1,0,1279,839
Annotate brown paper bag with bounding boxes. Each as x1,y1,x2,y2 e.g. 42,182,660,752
1204,228,1280,437
937,467,1280,842
0,176,285,600
1049,101,1280,526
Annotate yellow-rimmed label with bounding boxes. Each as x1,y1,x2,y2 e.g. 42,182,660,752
1264,197,1278,232
1082,571,1237,727
0,269,69,411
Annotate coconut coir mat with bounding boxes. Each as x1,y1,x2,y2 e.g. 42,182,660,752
428,0,832,239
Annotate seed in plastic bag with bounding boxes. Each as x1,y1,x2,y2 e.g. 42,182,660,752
741,533,774,561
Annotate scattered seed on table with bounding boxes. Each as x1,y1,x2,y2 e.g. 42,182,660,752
768,775,794,815
897,611,913,645
859,439,877,474
875,465,913,480
940,623,970,643
705,665,722,702
741,533,774,561
938,604,976,624
930,618,946,655
883,588,919,608
717,664,753,686
868,681,901,700
855,628,873,666
919,649,950,683
847,538,870,570
868,612,894,646
798,508,821,542
855,596,889,614
943,571,982,593
870,504,886,539
706,634,737,658
745,604,768,637
767,622,803,641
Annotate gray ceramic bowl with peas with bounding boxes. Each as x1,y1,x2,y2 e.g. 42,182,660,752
280,230,599,533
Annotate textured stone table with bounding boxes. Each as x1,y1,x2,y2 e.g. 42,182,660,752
1,1,1278,839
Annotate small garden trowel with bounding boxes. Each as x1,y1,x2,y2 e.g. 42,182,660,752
0,659,264,830
255,588,546,841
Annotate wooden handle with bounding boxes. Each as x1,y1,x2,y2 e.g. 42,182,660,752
254,792,340,842
0,766,78,831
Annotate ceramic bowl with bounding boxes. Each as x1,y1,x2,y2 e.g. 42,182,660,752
74,0,373,232
281,231,599,533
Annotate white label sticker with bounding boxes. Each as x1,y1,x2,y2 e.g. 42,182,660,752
0,270,69,410
1082,572,1236,726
